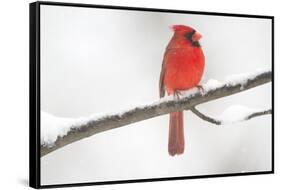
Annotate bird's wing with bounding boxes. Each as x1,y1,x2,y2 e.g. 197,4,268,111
159,49,168,98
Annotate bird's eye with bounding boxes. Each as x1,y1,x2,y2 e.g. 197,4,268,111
185,30,196,42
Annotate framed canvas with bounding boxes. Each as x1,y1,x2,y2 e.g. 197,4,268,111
29,1,274,188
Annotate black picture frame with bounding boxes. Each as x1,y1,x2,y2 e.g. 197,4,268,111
29,1,274,189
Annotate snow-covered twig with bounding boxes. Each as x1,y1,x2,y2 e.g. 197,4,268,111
190,106,272,125
41,69,272,157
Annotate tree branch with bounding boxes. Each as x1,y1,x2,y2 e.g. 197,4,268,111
41,70,272,157
190,107,272,125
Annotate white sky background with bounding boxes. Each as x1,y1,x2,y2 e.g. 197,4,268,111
40,5,272,185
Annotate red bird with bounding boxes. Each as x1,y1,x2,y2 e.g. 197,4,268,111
159,25,205,156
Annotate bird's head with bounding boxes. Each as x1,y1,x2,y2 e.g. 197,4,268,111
170,25,202,47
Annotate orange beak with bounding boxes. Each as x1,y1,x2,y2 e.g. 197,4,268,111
192,32,202,41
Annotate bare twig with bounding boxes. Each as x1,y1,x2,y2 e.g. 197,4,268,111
190,107,222,125
190,107,272,125
41,70,272,157
246,109,272,120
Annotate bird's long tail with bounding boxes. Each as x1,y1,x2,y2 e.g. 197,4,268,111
168,111,184,156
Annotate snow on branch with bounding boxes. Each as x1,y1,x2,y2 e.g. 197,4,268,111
190,106,272,125
41,69,272,157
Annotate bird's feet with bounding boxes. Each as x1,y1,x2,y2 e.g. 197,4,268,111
196,85,205,95
174,90,183,100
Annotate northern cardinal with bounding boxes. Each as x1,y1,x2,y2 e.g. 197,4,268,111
159,25,205,156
